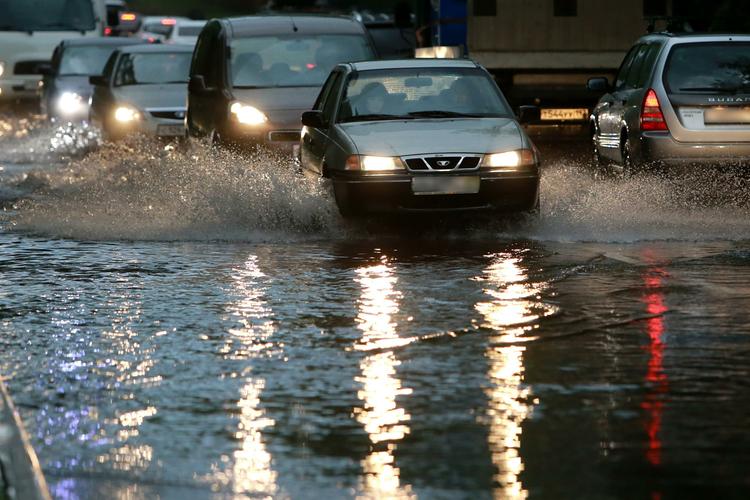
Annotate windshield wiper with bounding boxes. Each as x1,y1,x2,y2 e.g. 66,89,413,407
340,113,411,122
407,110,482,118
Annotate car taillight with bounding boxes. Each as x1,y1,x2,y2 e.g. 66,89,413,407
641,89,668,131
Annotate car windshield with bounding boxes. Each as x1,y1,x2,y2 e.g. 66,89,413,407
230,35,373,88
113,52,191,86
337,68,512,122
665,42,750,93
0,0,96,32
59,46,121,76
142,22,173,36
178,26,203,36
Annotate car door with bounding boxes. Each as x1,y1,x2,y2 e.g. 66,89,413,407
595,45,640,161
187,21,221,136
302,69,345,175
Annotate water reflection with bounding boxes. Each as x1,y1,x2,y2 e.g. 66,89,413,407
353,260,414,499
641,263,669,468
476,253,555,499
223,256,278,497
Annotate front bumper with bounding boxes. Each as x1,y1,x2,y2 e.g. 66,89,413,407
640,132,750,167
0,77,42,101
222,122,300,151
107,117,186,139
331,169,540,214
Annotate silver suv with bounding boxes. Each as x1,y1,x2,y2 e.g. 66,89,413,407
588,33,750,173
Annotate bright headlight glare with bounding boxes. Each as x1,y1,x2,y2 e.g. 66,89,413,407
114,106,139,122
57,92,86,115
360,156,403,171
230,102,267,126
482,149,534,169
0,62,4,78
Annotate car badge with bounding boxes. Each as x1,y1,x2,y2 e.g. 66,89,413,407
437,160,451,167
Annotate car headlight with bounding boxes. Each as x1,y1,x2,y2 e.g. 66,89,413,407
114,106,140,123
0,61,5,78
345,155,405,172
56,92,87,115
230,102,267,126
481,149,535,169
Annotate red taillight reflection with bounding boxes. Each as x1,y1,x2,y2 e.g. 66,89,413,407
641,89,668,132
104,26,113,36
641,266,669,467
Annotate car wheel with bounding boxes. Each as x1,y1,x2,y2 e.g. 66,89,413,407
591,134,609,178
621,139,638,177
333,182,356,217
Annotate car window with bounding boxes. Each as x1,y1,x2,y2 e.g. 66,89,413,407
314,71,340,110
101,52,118,81
614,45,640,90
321,72,344,123
635,43,662,88
59,46,122,76
664,42,750,93
230,35,374,88
114,52,192,86
337,67,512,122
624,44,650,89
191,22,221,87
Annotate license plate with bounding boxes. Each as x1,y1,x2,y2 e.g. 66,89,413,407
24,79,41,91
412,176,480,195
541,108,588,121
157,124,185,137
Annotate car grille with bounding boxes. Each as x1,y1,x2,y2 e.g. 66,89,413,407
405,155,481,172
149,110,185,120
13,60,48,75
268,131,300,142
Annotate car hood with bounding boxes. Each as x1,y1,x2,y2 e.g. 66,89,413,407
232,86,320,127
338,118,524,156
113,84,187,109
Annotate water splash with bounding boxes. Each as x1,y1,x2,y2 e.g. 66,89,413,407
0,114,100,165
11,137,340,241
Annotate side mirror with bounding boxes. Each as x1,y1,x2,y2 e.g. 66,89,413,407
89,75,107,86
517,105,540,125
37,63,53,76
301,110,326,129
188,75,207,93
587,77,610,92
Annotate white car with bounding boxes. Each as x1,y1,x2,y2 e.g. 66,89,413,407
166,20,206,46
135,16,187,43
0,0,107,103
90,44,193,140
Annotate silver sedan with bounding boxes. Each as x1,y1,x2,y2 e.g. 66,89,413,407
299,59,541,216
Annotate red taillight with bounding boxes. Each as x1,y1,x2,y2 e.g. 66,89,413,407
104,26,112,36
641,89,668,131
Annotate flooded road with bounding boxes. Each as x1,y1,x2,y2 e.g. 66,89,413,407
2,117,750,498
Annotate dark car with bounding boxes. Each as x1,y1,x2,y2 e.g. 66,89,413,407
41,37,142,121
90,44,193,140
299,59,540,216
186,15,377,150
588,33,750,174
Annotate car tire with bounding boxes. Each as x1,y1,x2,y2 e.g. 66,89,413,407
333,182,356,217
621,138,638,177
591,134,609,178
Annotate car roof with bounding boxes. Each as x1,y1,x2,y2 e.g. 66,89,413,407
348,58,479,71
117,44,195,54
637,32,750,44
61,37,144,48
224,15,366,38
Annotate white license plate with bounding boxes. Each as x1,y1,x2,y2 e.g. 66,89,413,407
541,108,588,121
157,124,185,137
412,176,480,195
24,80,41,91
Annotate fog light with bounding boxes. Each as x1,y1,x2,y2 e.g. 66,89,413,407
114,106,140,122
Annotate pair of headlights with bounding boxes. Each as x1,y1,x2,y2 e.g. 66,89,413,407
345,150,536,172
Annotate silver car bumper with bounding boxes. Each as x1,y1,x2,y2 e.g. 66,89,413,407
640,132,750,166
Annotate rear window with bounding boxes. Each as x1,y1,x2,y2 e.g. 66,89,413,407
665,42,750,93
59,46,121,76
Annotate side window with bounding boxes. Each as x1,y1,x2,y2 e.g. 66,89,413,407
205,33,225,88
102,53,117,81
624,44,650,89
191,22,220,87
614,45,640,90
636,43,662,89
321,72,344,122
314,71,339,111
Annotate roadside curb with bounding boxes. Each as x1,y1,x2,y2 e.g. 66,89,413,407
0,378,51,500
